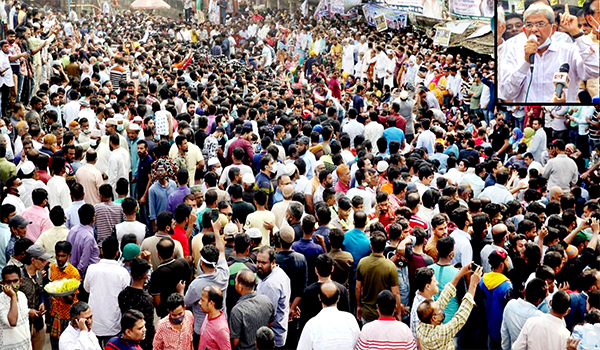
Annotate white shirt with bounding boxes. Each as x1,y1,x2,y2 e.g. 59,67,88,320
301,151,317,180
446,74,462,97
500,36,600,102
107,147,130,197
83,259,130,337
416,130,436,154
47,175,72,209
0,51,15,88
477,184,514,204
511,313,570,350
342,119,365,148
346,187,373,214
364,121,384,153
218,163,253,188
0,291,31,350
115,220,147,247
2,194,25,215
58,324,102,350
450,228,472,267
63,100,81,125
19,178,48,208
297,306,360,350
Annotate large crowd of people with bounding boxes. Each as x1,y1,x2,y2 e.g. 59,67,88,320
0,1,598,350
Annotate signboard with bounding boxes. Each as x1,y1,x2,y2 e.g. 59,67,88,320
374,13,388,31
433,27,451,46
379,0,442,19
362,3,408,30
449,0,493,20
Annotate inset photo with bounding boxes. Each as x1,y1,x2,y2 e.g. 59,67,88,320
497,0,600,103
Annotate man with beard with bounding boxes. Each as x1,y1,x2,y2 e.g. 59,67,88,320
107,133,130,198
479,249,514,349
297,136,316,180
173,136,189,177
256,246,291,348
312,169,333,205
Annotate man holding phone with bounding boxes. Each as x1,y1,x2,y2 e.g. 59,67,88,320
0,265,32,350
58,301,101,350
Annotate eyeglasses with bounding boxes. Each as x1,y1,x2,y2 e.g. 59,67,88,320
524,21,550,29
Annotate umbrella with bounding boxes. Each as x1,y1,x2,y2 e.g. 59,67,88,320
130,0,171,10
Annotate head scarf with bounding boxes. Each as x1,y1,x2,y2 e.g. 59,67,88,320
510,127,523,145
523,127,535,146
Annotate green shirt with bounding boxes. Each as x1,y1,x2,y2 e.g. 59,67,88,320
0,157,16,184
356,254,399,321
430,263,460,323
469,82,483,109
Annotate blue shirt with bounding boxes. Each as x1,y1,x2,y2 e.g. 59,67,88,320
444,144,459,158
343,228,371,270
128,137,141,177
0,223,10,270
65,200,86,229
148,179,177,220
430,263,460,324
292,238,324,268
429,152,449,172
313,226,331,251
382,127,405,148
167,186,191,214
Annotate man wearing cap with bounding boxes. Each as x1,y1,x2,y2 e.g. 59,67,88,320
18,160,47,208
21,244,51,350
242,173,256,204
479,249,513,349
102,118,129,151
126,123,141,196
6,215,29,264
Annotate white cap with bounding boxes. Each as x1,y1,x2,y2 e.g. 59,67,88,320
129,123,140,131
246,228,262,239
242,173,255,184
400,90,409,100
314,160,325,169
21,161,36,175
277,163,296,178
377,160,389,173
105,118,117,126
133,116,143,122
208,158,220,167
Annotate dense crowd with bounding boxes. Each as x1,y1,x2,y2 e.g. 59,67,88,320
0,1,599,350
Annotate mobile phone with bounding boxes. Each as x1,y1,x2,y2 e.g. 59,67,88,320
211,209,219,222
588,219,593,225
471,263,481,271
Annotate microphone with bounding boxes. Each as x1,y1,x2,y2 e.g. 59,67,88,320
528,35,537,69
553,63,570,100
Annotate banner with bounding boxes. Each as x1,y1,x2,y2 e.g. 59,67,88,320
362,3,408,30
448,0,493,20
433,27,451,46
378,0,442,19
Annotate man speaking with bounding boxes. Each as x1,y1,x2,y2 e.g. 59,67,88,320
500,3,599,102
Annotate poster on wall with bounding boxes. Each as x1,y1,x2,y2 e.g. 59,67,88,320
374,13,388,31
362,3,408,30
433,27,451,46
448,0,493,20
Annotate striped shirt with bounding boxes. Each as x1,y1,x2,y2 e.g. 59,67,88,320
416,284,475,350
94,202,125,244
356,317,417,350
109,66,129,89
229,292,274,350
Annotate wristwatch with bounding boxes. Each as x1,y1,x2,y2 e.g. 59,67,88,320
571,31,585,40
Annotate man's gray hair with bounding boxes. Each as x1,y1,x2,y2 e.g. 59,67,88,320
288,201,304,221
524,3,556,24
70,302,89,320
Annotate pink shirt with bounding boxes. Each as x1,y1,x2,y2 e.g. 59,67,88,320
21,205,52,242
198,312,231,350
75,164,103,205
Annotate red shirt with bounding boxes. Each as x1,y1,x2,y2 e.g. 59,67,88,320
172,225,190,256
198,312,231,350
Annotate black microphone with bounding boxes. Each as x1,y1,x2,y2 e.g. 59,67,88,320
554,63,570,100
527,35,537,72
